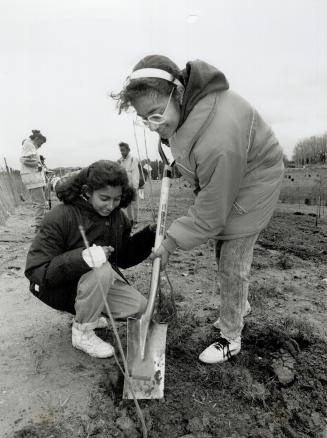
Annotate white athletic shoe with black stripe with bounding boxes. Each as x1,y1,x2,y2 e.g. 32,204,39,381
199,336,241,364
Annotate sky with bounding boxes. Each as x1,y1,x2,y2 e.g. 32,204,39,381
0,0,326,169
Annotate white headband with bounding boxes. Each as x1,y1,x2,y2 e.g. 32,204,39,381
129,68,183,88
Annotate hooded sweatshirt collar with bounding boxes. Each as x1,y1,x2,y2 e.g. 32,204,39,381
178,60,229,129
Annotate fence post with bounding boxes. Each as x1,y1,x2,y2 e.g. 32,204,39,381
3,157,18,206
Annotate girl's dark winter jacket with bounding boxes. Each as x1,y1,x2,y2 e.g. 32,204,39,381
25,199,155,313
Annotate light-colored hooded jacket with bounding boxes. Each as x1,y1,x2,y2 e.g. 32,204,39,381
20,139,45,190
163,61,284,253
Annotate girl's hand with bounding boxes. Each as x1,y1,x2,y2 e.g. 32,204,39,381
82,245,107,268
150,244,170,268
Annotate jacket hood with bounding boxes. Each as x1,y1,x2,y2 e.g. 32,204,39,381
178,60,229,128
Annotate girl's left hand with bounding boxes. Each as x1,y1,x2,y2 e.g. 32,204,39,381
150,244,170,268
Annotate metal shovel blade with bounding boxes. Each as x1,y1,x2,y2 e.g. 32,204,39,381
123,164,172,399
123,317,167,399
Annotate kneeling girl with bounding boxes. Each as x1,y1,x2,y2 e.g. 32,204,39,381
25,160,155,358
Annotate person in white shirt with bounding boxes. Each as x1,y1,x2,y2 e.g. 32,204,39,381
20,130,47,232
117,142,139,226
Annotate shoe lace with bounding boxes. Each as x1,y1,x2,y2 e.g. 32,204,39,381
213,337,231,359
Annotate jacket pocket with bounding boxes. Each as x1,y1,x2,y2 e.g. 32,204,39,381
232,188,268,215
232,201,248,215
232,191,263,215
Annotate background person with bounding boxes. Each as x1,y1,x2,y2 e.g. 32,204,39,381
20,130,47,232
40,155,54,209
117,141,139,227
113,54,284,364
25,160,156,358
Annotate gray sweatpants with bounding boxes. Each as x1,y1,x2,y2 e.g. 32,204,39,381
75,262,146,325
216,234,259,341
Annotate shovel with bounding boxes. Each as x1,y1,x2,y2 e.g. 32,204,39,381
123,164,172,399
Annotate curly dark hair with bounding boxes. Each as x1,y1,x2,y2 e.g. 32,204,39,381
56,160,135,207
111,54,183,113
119,141,130,150
30,130,46,143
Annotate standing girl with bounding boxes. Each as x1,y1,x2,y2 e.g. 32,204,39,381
25,160,155,358
113,55,284,364
20,130,47,232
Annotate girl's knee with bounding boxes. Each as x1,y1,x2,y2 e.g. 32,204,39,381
77,262,115,296
91,262,115,284
138,295,147,314
126,293,147,318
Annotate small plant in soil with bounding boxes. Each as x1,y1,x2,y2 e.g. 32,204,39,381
278,252,294,269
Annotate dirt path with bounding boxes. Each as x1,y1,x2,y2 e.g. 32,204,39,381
1,187,327,437
0,204,118,437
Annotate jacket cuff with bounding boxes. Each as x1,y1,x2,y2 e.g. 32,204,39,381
62,248,91,279
162,236,178,254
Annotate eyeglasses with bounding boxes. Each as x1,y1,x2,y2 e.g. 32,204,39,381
135,89,173,127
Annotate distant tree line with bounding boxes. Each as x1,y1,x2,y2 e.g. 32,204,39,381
139,159,182,180
52,160,182,181
292,133,327,166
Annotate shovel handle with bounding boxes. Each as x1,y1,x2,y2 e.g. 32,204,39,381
145,164,172,320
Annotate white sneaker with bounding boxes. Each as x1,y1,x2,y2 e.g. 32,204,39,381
213,301,251,329
72,322,114,358
199,336,241,364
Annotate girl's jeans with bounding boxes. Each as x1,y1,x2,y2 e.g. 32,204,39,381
75,262,146,327
216,233,259,341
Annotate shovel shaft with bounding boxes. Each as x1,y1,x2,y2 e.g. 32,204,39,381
144,165,172,321
139,166,172,359
125,164,171,399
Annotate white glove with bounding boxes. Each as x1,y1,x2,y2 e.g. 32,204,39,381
82,244,107,268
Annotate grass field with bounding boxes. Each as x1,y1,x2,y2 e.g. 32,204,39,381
280,166,327,208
